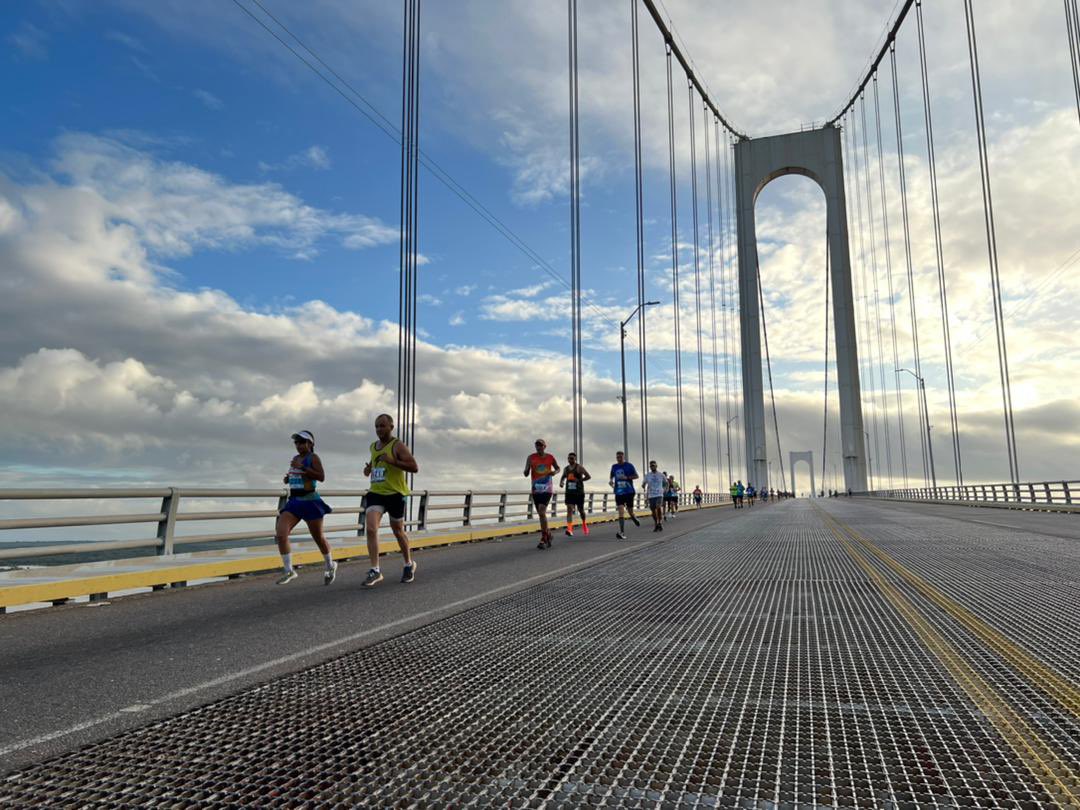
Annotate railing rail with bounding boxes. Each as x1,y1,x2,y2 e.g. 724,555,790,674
862,480,1079,509
0,487,727,564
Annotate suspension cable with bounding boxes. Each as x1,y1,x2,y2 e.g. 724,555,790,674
714,117,732,484
727,132,744,476
567,0,584,462
822,233,831,492
397,0,421,458
873,75,909,488
630,0,650,464
704,108,723,489
890,44,932,487
665,43,686,485
916,0,963,485
859,92,893,486
688,81,708,491
757,269,787,494
962,0,1020,482
1066,0,1080,128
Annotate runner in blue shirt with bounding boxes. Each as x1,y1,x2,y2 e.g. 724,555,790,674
608,450,640,539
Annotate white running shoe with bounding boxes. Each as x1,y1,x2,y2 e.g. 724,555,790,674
323,560,338,586
616,531,627,540
276,570,298,585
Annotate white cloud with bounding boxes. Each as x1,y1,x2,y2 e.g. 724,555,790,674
449,311,466,326
7,22,48,60
192,88,224,110
259,145,332,173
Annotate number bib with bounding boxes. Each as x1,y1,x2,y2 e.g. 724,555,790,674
566,481,578,491
288,473,304,490
371,466,387,484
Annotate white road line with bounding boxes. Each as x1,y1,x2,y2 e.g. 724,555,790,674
0,542,654,759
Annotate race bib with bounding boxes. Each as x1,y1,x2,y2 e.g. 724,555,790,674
371,466,387,483
288,472,304,489
533,478,551,493
566,481,578,491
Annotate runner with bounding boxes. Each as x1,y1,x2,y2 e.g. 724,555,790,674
736,480,745,508
746,483,756,507
559,451,591,537
525,439,559,549
643,460,666,532
362,414,419,587
729,481,738,508
608,451,640,539
692,485,703,508
665,474,681,518
275,430,337,585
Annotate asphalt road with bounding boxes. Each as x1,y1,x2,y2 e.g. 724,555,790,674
0,502,746,773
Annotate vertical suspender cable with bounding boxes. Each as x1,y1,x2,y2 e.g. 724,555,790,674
665,41,686,486
1066,0,1080,128
630,0,650,463
916,0,963,485
567,0,584,461
727,133,744,475
705,110,723,489
822,234,831,491
890,44,932,487
962,0,1019,482
860,92,893,486
687,81,708,491
714,117,732,484
846,110,880,490
874,75,909,488
757,269,788,493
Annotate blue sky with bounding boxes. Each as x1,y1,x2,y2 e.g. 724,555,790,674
2,0,1079,499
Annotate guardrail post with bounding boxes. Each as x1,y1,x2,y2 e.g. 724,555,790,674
602,493,609,513
498,492,507,522
417,491,429,531
156,487,179,556
1043,482,1052,504
588,492,594,514
527,495,534,521
1064,482,1072,505
463,491,473,527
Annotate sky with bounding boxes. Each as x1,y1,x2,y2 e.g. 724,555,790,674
1,0,1078,507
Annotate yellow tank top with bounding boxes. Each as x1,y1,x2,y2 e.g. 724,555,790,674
369,438,410,496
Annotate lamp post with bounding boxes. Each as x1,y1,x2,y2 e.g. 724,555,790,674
897,368,937,488
620,300,661,460
725,415,738,484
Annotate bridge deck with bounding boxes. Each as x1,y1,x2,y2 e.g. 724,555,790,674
2,499,1079,807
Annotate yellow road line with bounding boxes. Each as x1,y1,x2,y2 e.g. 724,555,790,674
818,506,1080,722
823,514,1080,806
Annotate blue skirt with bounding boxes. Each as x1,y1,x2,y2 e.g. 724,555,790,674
281,497,332,522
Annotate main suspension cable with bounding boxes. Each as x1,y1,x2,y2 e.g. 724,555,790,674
665,43,686,485
630,0,650,463
873,75,909,488
916,0,963,485
890,44,932,487
688,81,708,491
962,0,1019,482
1066,0,1080,128
567,0,584,462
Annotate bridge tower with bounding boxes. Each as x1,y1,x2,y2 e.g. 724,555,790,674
789,450,816,497
734,125,868,492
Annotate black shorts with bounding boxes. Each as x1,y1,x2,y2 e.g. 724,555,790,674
563,490,585,507
665,494,678,502
365,491,407,522
615,492,635,507
532,492,553,506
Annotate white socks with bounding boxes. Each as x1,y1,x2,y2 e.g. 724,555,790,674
323,553,334,569
281,553,293,572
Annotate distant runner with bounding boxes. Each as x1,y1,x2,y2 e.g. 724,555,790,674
275,430,336,585
746,483,756,507
643,460,666,532
692,485,703,508
729,482,738,507
525,439,559,549
736,480,745,508
362,414,419,587
559,451,591,537
608,451,640,539
665,475,681,518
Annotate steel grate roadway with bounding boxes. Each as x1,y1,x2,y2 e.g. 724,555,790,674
2,500,1079,807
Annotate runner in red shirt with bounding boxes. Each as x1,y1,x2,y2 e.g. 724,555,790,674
524,438,560,549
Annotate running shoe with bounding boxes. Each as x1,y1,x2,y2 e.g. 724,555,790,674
276,570,298,585
616,531,626,540
630,515,640,527
323,561,338,586
582,523,590,536
537,540,547,550
401,559,417,583
362,568,384,588
565,528,573,537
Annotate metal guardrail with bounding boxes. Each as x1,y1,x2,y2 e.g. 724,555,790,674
0,487,725,564
864,480,1079,508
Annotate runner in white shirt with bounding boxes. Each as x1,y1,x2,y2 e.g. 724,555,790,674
643,460,667,533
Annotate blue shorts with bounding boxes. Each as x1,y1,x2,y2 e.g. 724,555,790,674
281,497,332,522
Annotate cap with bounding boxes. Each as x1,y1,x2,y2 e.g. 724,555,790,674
291,430,315,444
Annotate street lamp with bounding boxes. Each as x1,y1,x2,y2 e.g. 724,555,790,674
725,415,738,484
897,368,937,488
620,300,661,460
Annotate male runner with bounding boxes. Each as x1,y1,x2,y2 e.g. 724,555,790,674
736,480,745,508
362,414,419,587
525,439,559,549
746,483,756,507
665,475,681,518
608,451,640,539
643,460,666,532
559,451,591,536
692,485,703,508
729,481,738,507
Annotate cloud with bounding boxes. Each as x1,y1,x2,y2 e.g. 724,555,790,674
454,284,477,296
449,311,466,326
192,88,224,110
105,30,146,52
7,22,48,60
259,145,332,173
